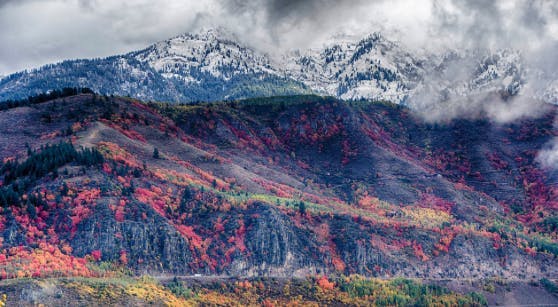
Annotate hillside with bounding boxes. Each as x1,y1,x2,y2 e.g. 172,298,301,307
0,93,557,304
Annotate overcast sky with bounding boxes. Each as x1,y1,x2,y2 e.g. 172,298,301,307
1,0,558,76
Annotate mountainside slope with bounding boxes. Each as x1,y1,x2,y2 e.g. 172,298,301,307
0,93,556,282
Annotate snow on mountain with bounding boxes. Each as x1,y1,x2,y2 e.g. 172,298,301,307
134,28,276,82
540,80,558,104
409,49,525,105
0,28,555,106
0,29,308,102
281,32,425,102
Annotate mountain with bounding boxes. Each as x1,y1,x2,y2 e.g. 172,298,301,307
0,29,310,103
281,33,420,102
0,93,557,304
1,28,555,105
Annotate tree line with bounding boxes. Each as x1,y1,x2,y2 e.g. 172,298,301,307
0,142,104,208
0,87,94,111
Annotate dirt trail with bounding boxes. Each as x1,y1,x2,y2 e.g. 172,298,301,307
74,121,106,148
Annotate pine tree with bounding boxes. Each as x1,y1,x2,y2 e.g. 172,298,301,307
298,201,306,215
26,200,37,219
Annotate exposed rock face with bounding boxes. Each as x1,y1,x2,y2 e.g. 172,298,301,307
226,204,325,277
70,202,194,274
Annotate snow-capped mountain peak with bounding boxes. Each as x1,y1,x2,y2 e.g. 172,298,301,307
0,28,556,105
134,28,275,81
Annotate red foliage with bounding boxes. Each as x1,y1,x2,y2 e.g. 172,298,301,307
252,178,296,199
487,152,509,170
513,152,558,224
113,199,126,222
213,218,225,232
296,160,311,170
91,250,102,261
412,241,429,261
170,158,229,190
69,188,100,237
98,142,141,168
341,139,357,165
177,225,204,251
100,119,147,143
134,186,173,217
281,105,345,148
234,220,247,253
316,275,335,291
416,193,455,213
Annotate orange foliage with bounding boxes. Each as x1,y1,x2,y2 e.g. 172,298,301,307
0,243,92,279
119,250,128,265
176,225,204,251
316,276,335,291
331,257,346,272
252,178,295,199
434,229,456,254
97,142,141,168
412,241,430,261
100,120,147,143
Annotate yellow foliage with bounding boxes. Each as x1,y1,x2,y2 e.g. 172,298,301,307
125,280,191,306
66,277,190,306
401,207,452,227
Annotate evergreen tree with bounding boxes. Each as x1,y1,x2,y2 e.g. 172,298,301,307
298,201,306,215
26,200,37,219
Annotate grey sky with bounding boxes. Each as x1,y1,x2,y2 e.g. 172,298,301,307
0,0,557,76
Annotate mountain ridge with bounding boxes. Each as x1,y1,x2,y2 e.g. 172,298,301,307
1,28,556,106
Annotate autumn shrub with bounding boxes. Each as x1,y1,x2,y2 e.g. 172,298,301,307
540,278,558,294
166,277,193,299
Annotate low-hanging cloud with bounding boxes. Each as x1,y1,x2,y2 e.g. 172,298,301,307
404,0,558,125
0,0,429,75
538,141,558,171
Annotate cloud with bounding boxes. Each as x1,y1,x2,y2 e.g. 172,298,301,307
0,0,432,74
0,0,216,75
537,138,558,169
215,0,389,53
0,0,34,8
428,0,558,51
400,0,558,124
1,0,556,73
